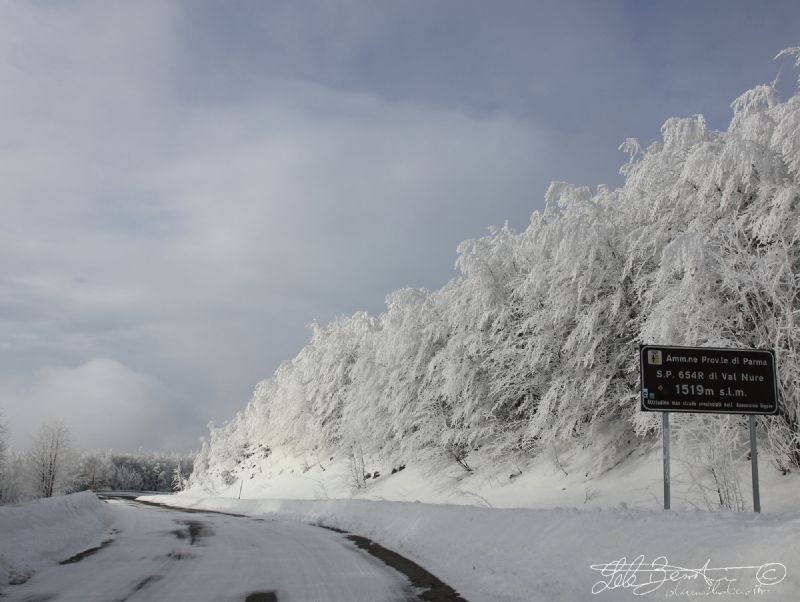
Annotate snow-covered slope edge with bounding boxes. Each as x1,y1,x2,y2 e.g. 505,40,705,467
139,493,800,602
179,429,800,513
0,491,114,590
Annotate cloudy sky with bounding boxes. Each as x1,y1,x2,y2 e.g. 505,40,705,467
1,0,798,453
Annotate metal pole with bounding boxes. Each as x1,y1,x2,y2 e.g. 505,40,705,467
749,415,761,513
663,412,670,510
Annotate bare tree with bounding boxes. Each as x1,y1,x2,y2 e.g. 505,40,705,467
0,414,7,502
28,421,73,498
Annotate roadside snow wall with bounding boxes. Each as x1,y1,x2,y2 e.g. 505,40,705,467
0,491,114,589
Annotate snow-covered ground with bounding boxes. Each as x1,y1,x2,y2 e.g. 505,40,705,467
2,445,798,601
138,444,800,601
143,492,800,601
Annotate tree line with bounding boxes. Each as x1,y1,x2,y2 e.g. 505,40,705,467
0,419,193,504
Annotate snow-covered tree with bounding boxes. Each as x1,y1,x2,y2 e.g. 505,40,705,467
73,449,114,491
0,449,30,504
172,460,188,492
192,48,800,503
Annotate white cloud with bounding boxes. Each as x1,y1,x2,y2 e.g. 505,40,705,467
0,1,549,451
1,358,201,452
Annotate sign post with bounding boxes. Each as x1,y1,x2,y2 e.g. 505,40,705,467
749,414,760,513
662,411,670,510
640,345,778,513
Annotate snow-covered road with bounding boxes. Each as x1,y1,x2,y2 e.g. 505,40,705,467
3,499,433,602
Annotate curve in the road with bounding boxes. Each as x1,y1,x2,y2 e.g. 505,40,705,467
4,498,470,602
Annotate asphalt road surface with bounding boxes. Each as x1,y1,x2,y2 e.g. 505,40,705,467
4,498,463,602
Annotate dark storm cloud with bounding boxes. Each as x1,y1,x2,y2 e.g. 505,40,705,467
1,0,798,451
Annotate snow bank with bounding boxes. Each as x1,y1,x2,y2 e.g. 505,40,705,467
140,493,800,601
187,440,800,513
0,491,114,589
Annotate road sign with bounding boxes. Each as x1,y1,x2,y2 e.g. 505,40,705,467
640,345,778,415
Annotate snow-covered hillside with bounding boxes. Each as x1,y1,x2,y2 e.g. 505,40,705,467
191,51,800,513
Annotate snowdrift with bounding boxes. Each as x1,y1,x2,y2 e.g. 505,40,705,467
0,491,114,590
